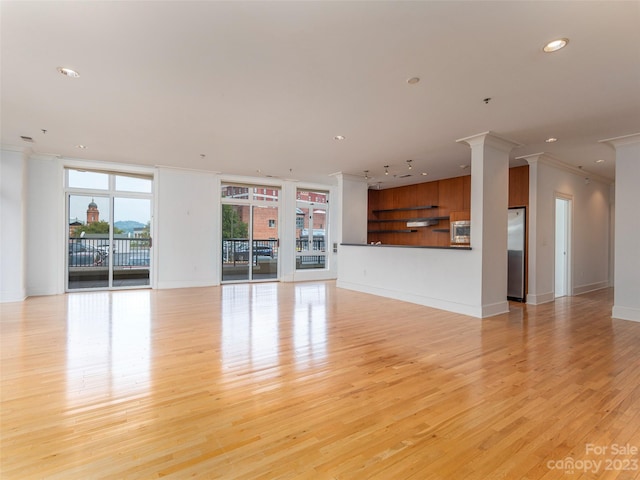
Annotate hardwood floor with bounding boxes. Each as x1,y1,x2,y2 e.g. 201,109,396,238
2,283,639,479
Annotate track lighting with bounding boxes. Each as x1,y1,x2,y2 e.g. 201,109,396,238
384,165,389,175
406,159,413,170
364,170,370,180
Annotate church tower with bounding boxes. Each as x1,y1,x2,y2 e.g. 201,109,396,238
87,199,100,224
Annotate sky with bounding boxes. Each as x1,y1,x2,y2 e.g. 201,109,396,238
69,195,151,225
68,170,152,225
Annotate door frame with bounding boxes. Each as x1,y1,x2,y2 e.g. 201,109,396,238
554,194,573,298
220,184,281,283
64,168,154,291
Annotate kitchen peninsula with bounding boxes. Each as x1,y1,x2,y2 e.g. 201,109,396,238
336,157,530,318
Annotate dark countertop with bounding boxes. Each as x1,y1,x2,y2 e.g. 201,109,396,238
341,243,472,250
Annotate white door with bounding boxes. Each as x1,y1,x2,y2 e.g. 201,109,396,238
555,197,571,298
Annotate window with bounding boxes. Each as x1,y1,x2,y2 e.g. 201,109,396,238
65,168,153,291
296,189,328,270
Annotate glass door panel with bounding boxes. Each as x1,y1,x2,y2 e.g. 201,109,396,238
295,190,328,270
222,204,250,282
113,197,151,287
67,195,110,289
252,206,278,281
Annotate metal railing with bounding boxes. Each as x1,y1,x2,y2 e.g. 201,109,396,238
222,239,278,264
68,237,150,267
296,238,325,252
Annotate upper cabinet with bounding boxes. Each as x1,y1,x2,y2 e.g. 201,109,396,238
367,166,528,247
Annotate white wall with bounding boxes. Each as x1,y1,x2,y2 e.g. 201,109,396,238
526,155,610,304
26,155,64,296
156,167,219,289
0,148,27,302
5,155,339,298
606,134,640,321
338,245,481,317
336,173,368,245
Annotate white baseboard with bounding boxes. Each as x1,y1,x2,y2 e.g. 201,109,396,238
156,279,219,290
26,287,63,297
1,289,26,303
482,301,510,318
526,292,555,305
336,280,483,318
612,305,640,322
573,281,609,296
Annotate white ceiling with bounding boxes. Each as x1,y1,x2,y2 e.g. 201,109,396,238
2,1,639,188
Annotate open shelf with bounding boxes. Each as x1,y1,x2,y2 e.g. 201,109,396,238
367,229,418,234
372,205,438,213
368,216,449,223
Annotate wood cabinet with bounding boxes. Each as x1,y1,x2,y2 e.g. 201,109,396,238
367,166,529,247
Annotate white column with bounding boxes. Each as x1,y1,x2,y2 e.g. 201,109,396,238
523,154,540,304
334,173,368,245
457,132,520,317
278,181,298,282
600,133,640,322
517,152,558,305
1,148,27,302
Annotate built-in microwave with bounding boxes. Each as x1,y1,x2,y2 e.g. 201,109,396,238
450,220,470,246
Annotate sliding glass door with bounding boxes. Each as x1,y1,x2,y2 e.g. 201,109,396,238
221,184,279,283
67,194,110,289
66,169,152,290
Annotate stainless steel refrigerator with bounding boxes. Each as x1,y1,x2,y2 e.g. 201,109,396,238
507,207,526,302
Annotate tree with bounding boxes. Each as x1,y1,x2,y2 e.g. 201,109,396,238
73,221,123,237
137,221,151,238
222,205,248,239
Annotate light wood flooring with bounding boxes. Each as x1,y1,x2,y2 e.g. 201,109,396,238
2,282,640,479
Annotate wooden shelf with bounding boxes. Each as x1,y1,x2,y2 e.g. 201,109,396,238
368,216,449,223
367,229,418,234
372,205,438,213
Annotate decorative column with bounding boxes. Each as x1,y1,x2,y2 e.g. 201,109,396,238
457,132,521,317
333,172,368,245
0,147,27,302
516,152,551,305
600,133,640,322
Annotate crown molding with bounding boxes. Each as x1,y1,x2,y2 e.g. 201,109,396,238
330,172,367,183
599,133,640,148
1,143,29,154
456,131,523,152
516,152,612,184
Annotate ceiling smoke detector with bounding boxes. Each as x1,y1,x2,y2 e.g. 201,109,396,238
57,67,80,78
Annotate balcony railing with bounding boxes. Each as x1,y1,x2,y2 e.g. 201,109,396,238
68,237,150,268
68,237,326,270
222,239,278,264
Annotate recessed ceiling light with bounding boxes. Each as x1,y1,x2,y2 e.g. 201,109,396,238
57,67,80,78
334,135,345,141
75,144,87,149
595,159,605,164
407,77,420,85
545,137,558,143
421,172,428,176
543,38,569,53
460,164,470,169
